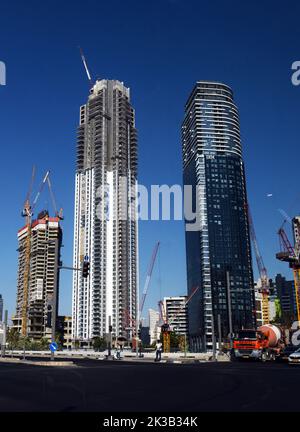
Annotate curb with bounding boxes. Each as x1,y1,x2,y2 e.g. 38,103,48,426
0,358,75,367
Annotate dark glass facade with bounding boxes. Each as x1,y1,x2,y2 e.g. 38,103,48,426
275,274,297,319
182,81,255,352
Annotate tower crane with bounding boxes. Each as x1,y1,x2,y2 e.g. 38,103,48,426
276,218,300,323
21,169,63,336
158,286,200,352
79,46,93,86
123,242,160,347
139,241,160,316
247,206,270,324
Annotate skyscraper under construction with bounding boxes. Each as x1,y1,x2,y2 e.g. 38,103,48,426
72,79,138,345
13,210,62,340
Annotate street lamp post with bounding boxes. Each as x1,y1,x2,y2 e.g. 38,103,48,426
51,237,59,361
108,315,112,358
217,313,222,352
226,270,233,350
1,310,8,357
211,314,217,361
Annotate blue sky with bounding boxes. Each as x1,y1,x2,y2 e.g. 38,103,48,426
0,0,300,320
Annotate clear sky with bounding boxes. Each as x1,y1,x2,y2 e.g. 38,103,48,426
0,0,300,320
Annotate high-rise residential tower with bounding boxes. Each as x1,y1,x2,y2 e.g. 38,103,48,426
13,211,62,340
72,79,138,345
182,81,255,352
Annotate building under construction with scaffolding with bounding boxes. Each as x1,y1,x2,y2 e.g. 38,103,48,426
12,210,62,340
72,79,138,345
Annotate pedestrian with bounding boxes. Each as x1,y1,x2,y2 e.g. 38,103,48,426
115,343,121,360
155,340,162,362
138,342,144,358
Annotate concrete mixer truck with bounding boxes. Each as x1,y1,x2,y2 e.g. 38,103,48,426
233,324,285,361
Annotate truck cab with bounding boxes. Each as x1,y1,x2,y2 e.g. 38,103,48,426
233,329,273,361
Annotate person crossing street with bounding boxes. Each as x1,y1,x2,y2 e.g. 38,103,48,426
155,340,163,362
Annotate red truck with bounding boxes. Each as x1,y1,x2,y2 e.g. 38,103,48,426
233,324,285,361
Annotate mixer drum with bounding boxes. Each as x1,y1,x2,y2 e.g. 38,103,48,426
258,324,281,348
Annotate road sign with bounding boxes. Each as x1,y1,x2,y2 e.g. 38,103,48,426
49,342,58,353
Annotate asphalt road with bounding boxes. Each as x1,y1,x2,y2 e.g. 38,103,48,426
0,360,299,412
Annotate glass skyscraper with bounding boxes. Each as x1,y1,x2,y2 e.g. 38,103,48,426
182,81,255,352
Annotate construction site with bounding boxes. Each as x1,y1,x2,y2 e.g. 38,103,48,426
2,51,300,365
11,169,63,344
6,160,300,362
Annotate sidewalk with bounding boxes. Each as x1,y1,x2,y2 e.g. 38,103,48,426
0,357,75,367
102,352,230,364
0,350,230,365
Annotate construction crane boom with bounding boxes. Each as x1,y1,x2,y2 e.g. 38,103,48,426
158,300,167,324
278,226,296,258
159,285,200,328
168,286,199,328
32,171,49,211
139,242,160,315
276,219,300,322
247,205,270,324
46,175,64,219
79,46,93,85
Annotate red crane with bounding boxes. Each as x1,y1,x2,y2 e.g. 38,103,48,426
276,219,300,322
124,242,160,346
139,242,160,316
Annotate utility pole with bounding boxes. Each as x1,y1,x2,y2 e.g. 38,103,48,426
1,310,7,357
211,313,217,361
184,333,187,358
107,315,112,359
217,313,222,352
226,270,233,350
51,237,60,361
135,315,139,358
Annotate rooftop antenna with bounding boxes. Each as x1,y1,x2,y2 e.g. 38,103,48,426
79,46,93,86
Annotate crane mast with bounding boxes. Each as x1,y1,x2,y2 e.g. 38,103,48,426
247,206,270,324
276,218,300,323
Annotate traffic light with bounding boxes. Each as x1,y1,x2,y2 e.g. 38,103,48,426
109,325,113,333
82,261,90,279
161,323,170,333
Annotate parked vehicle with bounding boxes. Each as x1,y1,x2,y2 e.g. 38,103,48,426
233,325,285,362
288,348,300,364
280,344,298,362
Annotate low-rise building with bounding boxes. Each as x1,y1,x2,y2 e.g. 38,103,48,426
149,309,160,345
254,290,263,328
140,326,150,346
57,316,72,349
163,296,188,336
